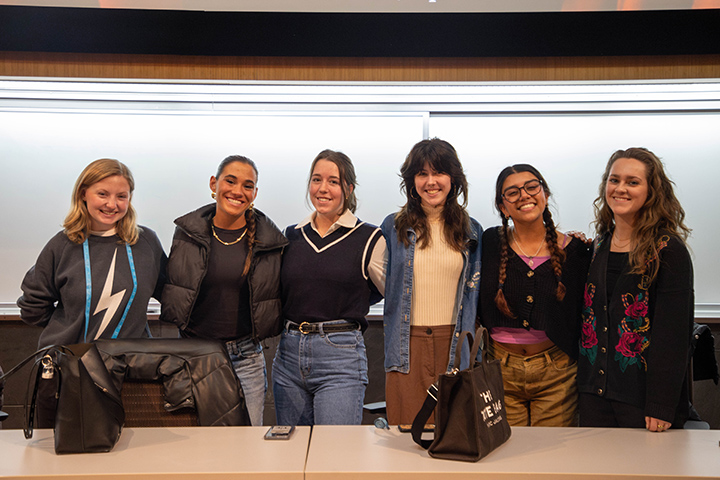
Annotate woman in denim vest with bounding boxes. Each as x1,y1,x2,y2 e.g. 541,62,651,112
381,138,481,426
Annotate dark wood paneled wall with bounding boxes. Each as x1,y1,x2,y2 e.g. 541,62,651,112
2,52,720,81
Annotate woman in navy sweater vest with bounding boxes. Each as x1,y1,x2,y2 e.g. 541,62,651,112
273,149,386,426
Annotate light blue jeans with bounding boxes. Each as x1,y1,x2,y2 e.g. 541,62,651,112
225,337,266,426
272,321,368,426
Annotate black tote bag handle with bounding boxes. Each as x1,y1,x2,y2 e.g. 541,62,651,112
412,328,487,449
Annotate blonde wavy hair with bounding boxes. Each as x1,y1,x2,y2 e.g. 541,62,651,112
63,159,139,245
593,147,690,282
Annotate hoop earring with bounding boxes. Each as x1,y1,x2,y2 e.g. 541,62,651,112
248,203,254,211
410,187,420,201
211,192,216,200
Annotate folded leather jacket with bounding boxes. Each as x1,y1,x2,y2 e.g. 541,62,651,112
94,338,250,426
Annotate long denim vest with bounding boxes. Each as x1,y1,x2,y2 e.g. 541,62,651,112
381,213,482,374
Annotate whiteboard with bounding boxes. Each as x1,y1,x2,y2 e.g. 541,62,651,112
1,79,719,315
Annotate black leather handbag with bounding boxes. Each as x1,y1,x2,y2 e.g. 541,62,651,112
411,327,511,462
0,343,125,454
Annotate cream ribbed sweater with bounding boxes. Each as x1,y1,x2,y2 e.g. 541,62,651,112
410,208,463,326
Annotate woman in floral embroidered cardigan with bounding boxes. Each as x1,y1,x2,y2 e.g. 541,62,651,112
578,147,693,431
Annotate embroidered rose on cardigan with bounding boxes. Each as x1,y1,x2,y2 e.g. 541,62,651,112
615,331,649,372
616,331,643,357
615,293,651,372
583,286,593,309
581,322,597,349
624,297,648,319
580,283,598,364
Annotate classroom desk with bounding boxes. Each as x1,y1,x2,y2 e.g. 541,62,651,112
305,425,720,479
0,426,310,480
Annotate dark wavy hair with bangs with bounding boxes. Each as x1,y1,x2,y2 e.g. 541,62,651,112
394,138,470,251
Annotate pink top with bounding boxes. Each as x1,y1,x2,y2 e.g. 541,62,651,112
517,234,569,269
491,235,569,344
491,326,550,344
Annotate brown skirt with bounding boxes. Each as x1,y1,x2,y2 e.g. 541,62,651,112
385,324,454,426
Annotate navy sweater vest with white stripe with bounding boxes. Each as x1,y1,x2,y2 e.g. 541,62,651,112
281,220,382,330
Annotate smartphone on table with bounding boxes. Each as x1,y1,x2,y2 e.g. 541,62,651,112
264,425,296,440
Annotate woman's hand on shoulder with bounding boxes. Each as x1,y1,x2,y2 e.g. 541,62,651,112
566,230,591,245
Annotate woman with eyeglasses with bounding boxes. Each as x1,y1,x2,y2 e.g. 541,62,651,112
577,148,693,431
478,165,591,427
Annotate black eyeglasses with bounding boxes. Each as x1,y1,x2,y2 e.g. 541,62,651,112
502,180,543,203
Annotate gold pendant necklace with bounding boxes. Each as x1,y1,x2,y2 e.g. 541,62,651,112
212,225,247,246
513,235,545,267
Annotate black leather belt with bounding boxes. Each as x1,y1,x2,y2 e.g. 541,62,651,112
286,321,359,334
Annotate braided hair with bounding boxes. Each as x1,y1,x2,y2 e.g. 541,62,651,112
242,206,256,276
216,155,259,277
493,164,566,319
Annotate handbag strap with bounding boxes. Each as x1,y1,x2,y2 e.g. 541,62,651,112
410,383,438,449
23,356,46,439
475,326,490,363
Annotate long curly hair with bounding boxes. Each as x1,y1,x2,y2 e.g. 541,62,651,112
394,138,470,251
215,155,259,277
593,147,690,281
493,164,566,319
63,159,139,245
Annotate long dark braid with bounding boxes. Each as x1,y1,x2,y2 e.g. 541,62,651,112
242,207,256,276
542,208,566,301
494,215,515,319
215,154,259,277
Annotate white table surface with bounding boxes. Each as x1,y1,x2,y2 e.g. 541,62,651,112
305,425,720,479
0,426,310,480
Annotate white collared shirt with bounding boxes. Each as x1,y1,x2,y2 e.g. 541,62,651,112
295,209,359,238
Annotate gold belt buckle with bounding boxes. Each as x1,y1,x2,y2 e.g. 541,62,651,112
299,322,312,334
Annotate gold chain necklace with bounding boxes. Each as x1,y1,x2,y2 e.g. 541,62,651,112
612,233,632,249
513,234,545,267
211,225,247,246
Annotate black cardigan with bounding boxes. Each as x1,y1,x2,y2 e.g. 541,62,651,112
578,232,694,425
478,226,591,359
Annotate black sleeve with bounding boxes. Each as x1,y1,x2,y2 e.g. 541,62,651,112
644,236,694,422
